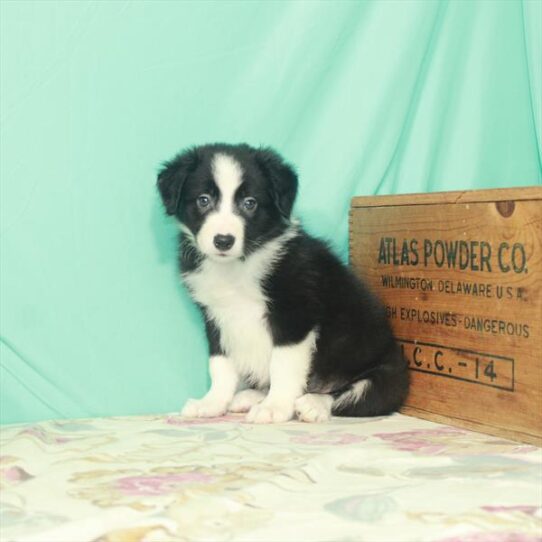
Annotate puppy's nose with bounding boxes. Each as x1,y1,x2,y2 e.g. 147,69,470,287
213,234,235,251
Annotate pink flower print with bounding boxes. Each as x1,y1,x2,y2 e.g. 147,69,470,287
436,533,542,542
482,505,540,516
115,472,215,496
291,431,367,446
166,414,242,426
1,466,32,484
375,427,465,455
19,426,71,445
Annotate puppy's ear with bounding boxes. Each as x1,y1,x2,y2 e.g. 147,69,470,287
254,147,298,218
157,148,199,215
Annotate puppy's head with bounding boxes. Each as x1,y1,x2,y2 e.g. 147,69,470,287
157,143,298,262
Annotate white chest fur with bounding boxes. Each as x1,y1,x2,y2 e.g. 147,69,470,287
183,226,298,386
184,257,273,385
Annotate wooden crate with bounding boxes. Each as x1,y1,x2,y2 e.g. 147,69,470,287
349,187,542,446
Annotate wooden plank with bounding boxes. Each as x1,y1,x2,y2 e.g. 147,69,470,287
351,186,542,208
349,188,542,445
400,406,542,446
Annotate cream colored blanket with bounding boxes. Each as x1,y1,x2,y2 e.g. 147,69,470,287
1,413,540,542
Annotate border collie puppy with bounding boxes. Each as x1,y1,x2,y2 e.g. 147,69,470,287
157,143,408,423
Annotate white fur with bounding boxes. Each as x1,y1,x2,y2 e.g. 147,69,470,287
177,222,195,240
229,389,266,413
295,393,333,422
246,329,317,423
184,226,298,387
333,379,370,409
196,153,245,260
181,355,238,418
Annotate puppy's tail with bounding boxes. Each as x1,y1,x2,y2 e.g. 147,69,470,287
331,345,409,417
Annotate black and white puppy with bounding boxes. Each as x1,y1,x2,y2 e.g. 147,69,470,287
157,143,408,423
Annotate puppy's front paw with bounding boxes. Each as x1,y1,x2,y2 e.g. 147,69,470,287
245,401,293,424
181,398,226,418
294,394,332,423
229,389,266,413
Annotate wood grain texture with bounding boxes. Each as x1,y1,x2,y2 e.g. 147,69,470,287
349,187,542,445
351,186,542,208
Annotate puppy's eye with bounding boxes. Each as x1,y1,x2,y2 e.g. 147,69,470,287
242,197,257,212
197,195,211,209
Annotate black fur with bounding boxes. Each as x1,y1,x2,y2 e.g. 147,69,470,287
157,143,408,417
263,232,409,415
158,144,294,261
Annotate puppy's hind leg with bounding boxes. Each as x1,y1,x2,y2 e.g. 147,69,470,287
332,349,409,417
295,393,333,422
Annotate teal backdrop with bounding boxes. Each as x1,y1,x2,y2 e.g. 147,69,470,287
1,0,541,424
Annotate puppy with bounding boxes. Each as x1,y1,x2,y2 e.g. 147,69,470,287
157,143,408,423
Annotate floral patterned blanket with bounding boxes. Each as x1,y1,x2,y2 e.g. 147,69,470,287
1,413,541,542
